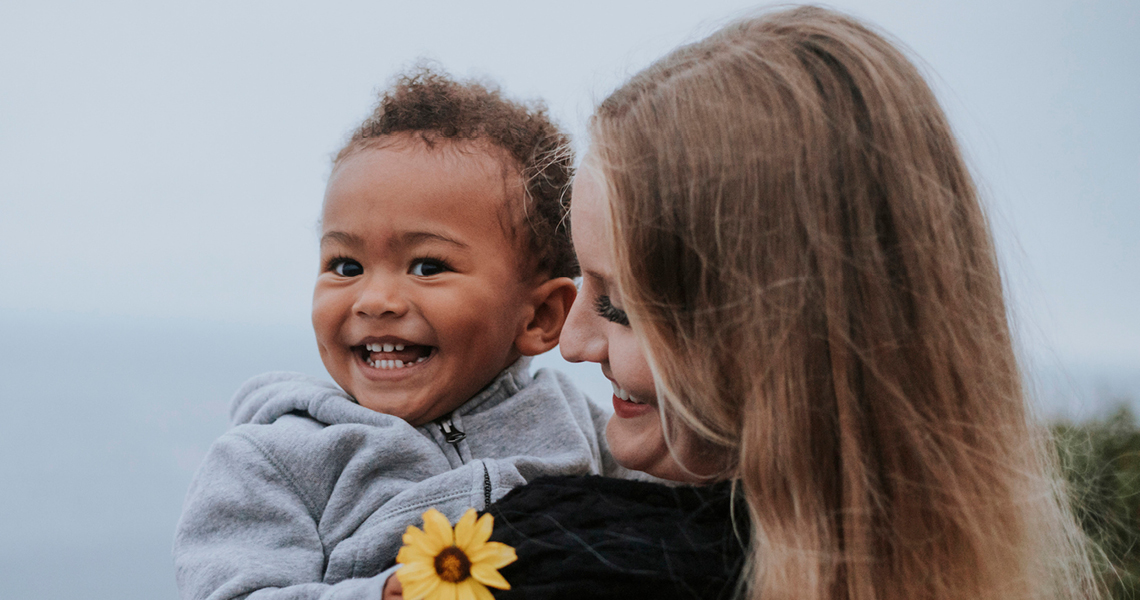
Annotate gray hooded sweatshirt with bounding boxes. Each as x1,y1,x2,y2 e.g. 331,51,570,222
174,359,620,600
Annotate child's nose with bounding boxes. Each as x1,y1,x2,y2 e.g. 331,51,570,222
353,275,410,318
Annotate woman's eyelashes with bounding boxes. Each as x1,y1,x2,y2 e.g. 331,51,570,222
329,257,363,277
594,295,630,326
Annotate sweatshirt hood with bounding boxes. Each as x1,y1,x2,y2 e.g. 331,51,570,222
228,372,373,427
229,357,535,428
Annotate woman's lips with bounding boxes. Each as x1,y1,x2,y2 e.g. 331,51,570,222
610,381,652,418
612,395,653,418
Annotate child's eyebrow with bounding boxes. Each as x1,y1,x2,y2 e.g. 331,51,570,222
398,231,468,249
319,230,469,250
320,231,364,249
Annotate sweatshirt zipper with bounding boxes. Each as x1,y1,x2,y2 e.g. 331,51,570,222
482,463,492,510
436,416,467,464
437,416,492,508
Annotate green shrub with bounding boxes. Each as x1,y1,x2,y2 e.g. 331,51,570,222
1054,406,1140,599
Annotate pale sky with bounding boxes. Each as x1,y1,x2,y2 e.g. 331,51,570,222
2,0,1137,371
0,3,1137,597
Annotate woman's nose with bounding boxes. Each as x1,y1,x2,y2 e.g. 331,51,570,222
353,274,410,318
560,294,606,364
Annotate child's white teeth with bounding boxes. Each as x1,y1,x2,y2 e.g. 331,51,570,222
365,342,409,353
367,355,429,369
369,358,409,369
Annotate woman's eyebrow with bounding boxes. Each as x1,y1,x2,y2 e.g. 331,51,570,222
583,269,611,288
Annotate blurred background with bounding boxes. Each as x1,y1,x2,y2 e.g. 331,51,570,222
1,0,1136,598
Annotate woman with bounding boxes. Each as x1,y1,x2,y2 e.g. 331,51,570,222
488,6,1098,600
389,6,1099,600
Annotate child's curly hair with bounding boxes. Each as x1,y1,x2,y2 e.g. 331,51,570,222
335,66,577,280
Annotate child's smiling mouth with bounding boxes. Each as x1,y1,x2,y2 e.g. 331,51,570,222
355,340,435,370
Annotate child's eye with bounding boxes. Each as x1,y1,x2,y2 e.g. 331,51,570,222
410,258,451,277
330,258,363,277
594,295,630,327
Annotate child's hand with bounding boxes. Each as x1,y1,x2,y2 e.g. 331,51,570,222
382,574,403,600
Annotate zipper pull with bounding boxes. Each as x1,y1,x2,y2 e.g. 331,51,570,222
437,417,467,444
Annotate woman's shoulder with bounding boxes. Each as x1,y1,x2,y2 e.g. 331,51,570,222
488,475,747,600
493,474,738,515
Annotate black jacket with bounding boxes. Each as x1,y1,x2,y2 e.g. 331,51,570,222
487,475,748,599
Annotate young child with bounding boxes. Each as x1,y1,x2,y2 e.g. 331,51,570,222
174,68,622,599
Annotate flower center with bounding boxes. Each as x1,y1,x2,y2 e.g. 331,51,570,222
434,546,471,583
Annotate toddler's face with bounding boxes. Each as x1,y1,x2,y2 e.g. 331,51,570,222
313,139,532,425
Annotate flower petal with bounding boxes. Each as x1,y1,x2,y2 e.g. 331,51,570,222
470,564,511,590
437,581,459,600
422,508,455,547
453,509,479,549
396,542,436,566
456,580,479,600
397,563,437,594
396,563,437,588
470,512,494,547
470,581,495,600
467,541,517,569
402,524,447,556
401,573,440,600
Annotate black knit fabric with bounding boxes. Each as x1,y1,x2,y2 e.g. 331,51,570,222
487,475,748,600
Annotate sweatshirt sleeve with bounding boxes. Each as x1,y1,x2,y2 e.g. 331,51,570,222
173,432,388,600
172,430,568,600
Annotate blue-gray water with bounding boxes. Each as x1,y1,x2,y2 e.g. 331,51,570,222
0,312,327,599
1,310,1136,599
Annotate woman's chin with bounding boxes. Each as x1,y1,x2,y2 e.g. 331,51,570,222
605,410,729,483
605,410,703,482
607,408,662,467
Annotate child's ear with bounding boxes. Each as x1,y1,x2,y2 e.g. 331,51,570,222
515,277,578,357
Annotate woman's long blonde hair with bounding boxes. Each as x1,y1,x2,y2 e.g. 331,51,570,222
590,6,1098,600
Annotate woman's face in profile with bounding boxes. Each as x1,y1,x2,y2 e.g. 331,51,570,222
560,163,707,482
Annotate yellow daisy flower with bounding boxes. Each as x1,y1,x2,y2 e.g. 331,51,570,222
396,507,517,600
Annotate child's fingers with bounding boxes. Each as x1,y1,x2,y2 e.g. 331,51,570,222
383,573,404,600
